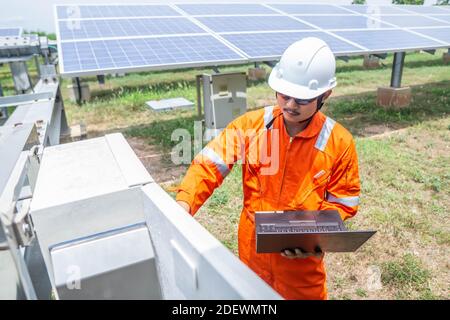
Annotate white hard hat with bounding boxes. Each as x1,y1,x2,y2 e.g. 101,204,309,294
268,37,337,100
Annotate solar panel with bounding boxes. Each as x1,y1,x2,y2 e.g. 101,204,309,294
333,29,446,52
221,31,365,60
196,15,313,33
268,4,351,15
55,3,450,77
60,35,246,76
0,27,22,37
410,27,450,45
374,14,450,28
339,5,411,15
297,15,392,30
58,18,206,41
176,3,276,15
428,15,450,23
56,4,180,19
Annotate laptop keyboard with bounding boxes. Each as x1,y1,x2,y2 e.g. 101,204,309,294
259,224,343,233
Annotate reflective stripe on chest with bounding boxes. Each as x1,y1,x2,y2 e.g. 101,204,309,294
257,112,336,208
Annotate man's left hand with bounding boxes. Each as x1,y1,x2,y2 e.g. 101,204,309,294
281,248,324,259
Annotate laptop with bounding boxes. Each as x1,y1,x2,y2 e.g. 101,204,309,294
255,210,376,253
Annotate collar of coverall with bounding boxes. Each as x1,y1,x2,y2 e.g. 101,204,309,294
274,105,327,139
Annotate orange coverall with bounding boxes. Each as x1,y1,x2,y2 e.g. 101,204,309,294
176,105,360,299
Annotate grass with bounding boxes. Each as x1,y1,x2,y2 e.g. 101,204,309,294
382,254,431,298
2,49,449,300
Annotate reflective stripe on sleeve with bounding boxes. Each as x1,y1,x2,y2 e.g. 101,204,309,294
199,146,230,178
326,194,360,207
264,105,274,129
315,117,336,152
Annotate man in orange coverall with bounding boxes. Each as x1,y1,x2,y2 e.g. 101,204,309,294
175,37,360,300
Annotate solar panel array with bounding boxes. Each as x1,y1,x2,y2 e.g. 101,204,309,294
54,3,450,76
0,27,23,37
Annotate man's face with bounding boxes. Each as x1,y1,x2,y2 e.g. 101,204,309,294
277,92,319,124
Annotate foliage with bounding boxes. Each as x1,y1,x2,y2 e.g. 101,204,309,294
23,30,57,40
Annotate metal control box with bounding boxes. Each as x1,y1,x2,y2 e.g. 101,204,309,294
202,72,247,135
29,133,154,292
51,223,162,300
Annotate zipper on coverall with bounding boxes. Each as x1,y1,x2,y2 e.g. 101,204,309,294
277,136,294,207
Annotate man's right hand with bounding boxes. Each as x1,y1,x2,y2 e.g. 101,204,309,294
177,200,191,214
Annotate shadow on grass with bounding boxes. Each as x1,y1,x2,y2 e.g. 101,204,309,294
117,80,449,151
89,76,268,100
335,53,446,74
326,80,449,137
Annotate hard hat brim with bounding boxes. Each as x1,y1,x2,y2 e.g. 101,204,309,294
268,64,336,100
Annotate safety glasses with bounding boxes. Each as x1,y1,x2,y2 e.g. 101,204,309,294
277,92,317,105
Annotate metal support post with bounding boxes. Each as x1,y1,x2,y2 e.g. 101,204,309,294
212,66,220,74
264,61,277,68
373,53,387,60
73,77,82,105
97,75,105,85
9,61,32,93
196,74,203,118
390,52,405,88
34,56,41,78
0,83,7,120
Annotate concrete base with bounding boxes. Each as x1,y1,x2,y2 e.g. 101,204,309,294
67,83,91,103
443,52,450,65
70,122,87,141
377,87,411,109
363,55,380,69
248,67,267,81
